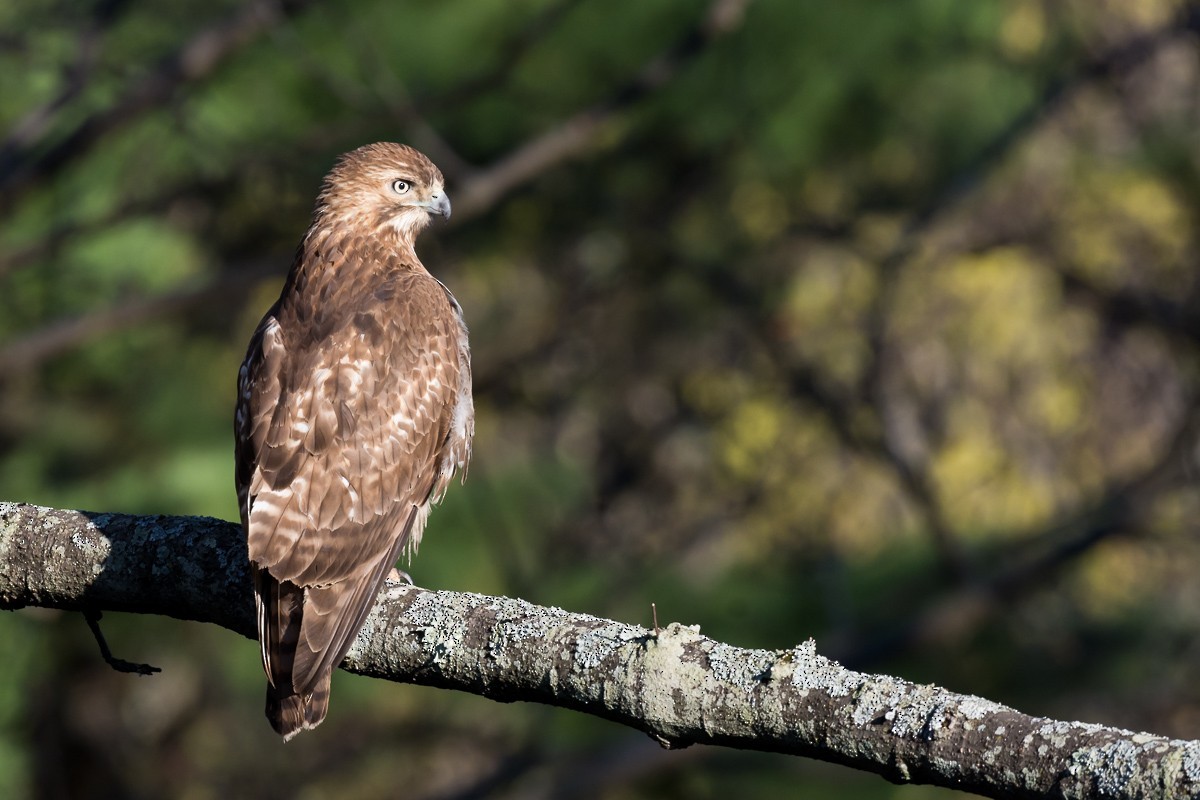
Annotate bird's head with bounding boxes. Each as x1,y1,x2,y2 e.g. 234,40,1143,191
316,142,451,244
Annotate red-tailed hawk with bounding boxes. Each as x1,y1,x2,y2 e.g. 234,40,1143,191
234,143,473,740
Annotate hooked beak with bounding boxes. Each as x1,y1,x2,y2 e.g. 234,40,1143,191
427,192,451,221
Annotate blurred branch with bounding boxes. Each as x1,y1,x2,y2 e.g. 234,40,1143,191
0,259,280,373
729,3,1200,582
837,399,1200,667
428,0,589,112
451,0,754,222
0,0,586,275
0,0,318,213
879,1,1200,268
1058,269,1200,345
354,0,591,182
0,0,132,162
0,186,211,278
2,500,1199,800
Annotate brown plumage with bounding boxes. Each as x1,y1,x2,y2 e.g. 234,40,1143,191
234,143,473,740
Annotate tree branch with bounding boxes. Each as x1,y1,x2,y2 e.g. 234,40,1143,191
2,500,1198,799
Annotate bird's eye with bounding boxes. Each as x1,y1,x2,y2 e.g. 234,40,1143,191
392,179,411,194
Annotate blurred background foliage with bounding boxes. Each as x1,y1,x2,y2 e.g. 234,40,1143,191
2,0,1199,797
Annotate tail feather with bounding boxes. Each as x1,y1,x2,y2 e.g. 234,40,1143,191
267,670,332,742
254,505,420,740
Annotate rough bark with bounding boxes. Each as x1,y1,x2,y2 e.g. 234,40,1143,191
1,500,1197,799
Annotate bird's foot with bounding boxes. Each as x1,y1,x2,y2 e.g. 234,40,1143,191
386,567,414,585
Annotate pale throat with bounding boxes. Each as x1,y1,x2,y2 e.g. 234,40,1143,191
316,204,429,257
383,207,432,243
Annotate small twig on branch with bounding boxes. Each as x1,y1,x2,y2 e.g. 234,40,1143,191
83,609,160,675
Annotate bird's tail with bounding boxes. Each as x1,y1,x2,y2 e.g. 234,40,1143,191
266,669,332,742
